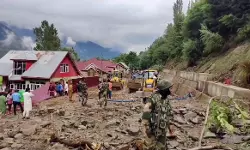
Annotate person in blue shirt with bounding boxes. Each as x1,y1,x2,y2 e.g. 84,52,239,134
12,89,23,115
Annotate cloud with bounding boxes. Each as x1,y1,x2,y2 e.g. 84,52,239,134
0,0,189,52
21,36,36,49
66,37,76,46
0,29,34,50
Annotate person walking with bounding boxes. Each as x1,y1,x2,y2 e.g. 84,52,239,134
23,88,34,119
12,90,23,115
108,79,112,99
6,90,13,115
0,92,7,115
48,82,56,97
68,80,73,102
64,81,69,96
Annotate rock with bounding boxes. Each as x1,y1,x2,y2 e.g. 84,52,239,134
0,133,4,140
103,142,110,148
203,131,216,139
184,111,197,122
7,130,19,138
190,116,202,124
178,108,187,114
105,119,120,128
173,115,186,124
40,121,51,128
47,107,56,113
169,140,179,148
107,112,113,116
81,120,88,126
11,143,23,149
14,133,23,139
87,112,95,116
242,135,250,141
0,148,11,150
57,110,65,116
78,125,87,130
126,126,140,136
222,135,244,144
20,125,37,136
4,138,14,144
50,143,68,150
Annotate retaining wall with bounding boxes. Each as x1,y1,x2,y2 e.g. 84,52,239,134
163,69,250,100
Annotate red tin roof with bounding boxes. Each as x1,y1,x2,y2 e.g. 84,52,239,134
76,58,117,73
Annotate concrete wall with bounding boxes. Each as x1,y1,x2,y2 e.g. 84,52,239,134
163,69,250,100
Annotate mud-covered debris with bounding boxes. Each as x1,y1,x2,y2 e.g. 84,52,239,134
204,131,216,139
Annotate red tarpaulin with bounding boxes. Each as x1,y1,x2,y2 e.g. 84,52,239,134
32,76,99,105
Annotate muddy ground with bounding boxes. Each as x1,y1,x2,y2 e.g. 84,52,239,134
0,88,249,150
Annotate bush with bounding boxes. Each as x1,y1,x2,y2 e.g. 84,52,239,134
200,24,224,55
236,24,250,43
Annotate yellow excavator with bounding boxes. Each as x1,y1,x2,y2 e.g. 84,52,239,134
136,69,158,103
110,70,126,90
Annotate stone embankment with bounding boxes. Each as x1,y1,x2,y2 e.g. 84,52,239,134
162,69,250,101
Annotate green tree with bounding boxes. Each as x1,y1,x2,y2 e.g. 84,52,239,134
200,24,224,55
33,20,61,50
61,47,80,61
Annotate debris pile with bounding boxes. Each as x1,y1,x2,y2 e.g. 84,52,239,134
0,89,249,150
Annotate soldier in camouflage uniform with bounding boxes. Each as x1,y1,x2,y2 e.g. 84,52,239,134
98,79,109,107
77,79,88,102
141,79,174,150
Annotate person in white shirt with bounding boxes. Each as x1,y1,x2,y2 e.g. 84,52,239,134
23,88,34,119
64,82,69,96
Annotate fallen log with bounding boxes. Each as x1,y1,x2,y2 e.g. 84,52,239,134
49,133,94,149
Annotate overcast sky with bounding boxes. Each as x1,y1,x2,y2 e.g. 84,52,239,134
0,0,189,52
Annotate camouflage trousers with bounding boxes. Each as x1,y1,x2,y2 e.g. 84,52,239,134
98,91,108,107
142,120,168,150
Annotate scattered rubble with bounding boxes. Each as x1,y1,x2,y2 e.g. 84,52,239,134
0,88,249,150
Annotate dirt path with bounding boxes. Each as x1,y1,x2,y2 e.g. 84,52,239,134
0,88,249,150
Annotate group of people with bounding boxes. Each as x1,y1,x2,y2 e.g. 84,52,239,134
48,81,70,97
0,88,34,119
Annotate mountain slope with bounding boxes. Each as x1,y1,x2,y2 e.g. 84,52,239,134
0,22,32,58
2,22,121,60
75,41,120,60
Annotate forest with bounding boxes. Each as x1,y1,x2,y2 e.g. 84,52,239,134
113,0,250,71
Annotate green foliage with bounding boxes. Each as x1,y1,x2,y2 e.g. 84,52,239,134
200,25,224,55
182,39,199,66
61,47,80,61
33,20,61,50
208,99,249,134
236,24,250,43
114,0,250,69
150,64,164,72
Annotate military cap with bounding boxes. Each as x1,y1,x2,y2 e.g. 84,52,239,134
157,80,173,90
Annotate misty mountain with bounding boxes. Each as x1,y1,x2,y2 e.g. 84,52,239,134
0,22,33,58
0,22,121,60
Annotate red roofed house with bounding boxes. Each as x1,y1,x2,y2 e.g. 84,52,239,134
0,50,82,91
77,58,119,78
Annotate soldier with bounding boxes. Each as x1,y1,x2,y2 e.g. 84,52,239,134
98,79,109,107
141,79,195,149
77,78,88,103
141,79,174,150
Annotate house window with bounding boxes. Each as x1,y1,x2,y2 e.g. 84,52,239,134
29,81,45,91
60,64,69,73
9,82,26,90
14,62,26,75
